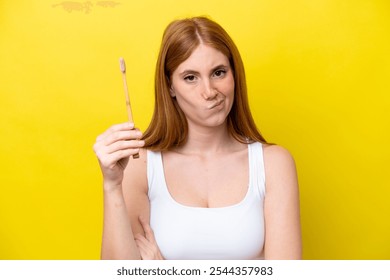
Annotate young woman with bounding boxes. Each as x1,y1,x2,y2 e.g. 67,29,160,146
93,16,301,259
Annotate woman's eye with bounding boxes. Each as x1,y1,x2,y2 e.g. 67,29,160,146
184,75,196,82
214,69,226,77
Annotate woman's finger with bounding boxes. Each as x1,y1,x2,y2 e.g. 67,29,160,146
96,122,135,142
136,218,164,260
102,129,143,146
104,139,145,154
135,234,153,252
138,215,157,243
135,234,155,260
102,149,140,168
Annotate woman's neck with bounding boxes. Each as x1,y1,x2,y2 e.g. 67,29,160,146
173,122,241,156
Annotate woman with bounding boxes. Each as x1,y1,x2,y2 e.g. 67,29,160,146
93,16,301,259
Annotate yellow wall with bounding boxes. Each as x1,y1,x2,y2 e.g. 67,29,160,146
1,0,389,259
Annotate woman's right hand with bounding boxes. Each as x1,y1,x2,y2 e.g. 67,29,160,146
93,122,145,191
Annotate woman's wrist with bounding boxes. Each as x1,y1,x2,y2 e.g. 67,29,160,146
103,180,123,193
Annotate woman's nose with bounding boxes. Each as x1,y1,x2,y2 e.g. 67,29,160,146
202,80,218,100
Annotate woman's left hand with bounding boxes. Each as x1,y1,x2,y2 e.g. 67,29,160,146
134,216,164,260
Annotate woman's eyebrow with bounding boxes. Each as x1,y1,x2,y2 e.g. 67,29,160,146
212,64,228,70
179,69,199,76
179,64,229,76
210,64,229,73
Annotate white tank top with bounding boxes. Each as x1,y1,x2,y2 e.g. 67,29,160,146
147,142,265,259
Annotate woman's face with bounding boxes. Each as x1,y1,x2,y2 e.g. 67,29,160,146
170,44,235,129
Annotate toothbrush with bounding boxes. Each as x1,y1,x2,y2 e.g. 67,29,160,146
119,57,139,159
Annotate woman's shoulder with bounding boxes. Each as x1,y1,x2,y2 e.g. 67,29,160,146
262,144,297,185
262,144,295,163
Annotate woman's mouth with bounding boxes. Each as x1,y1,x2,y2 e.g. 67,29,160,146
207,99,224,109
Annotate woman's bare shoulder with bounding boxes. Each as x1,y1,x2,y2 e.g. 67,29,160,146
262,144,296,168
262,144,298,191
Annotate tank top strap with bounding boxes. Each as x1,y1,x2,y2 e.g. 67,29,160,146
248,142,266,198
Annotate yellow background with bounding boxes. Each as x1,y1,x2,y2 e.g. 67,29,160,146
1,0,389,259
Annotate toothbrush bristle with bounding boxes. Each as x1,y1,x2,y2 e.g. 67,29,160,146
119,57,126,73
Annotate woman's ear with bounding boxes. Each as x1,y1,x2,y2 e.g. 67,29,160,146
169,87,176,98
166,75,175,97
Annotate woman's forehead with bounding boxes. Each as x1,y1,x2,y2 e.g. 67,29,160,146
175,44,230,74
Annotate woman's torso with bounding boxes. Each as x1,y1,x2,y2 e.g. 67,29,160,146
147,142,266,259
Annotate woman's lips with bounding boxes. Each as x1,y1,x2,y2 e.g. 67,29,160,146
207,99,224,109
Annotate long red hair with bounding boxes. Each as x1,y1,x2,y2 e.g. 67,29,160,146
143,16,267,151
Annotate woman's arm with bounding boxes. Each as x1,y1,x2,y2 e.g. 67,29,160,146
101,182,142,259
263,145,302,259
94,122,147,259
